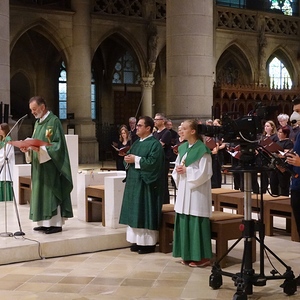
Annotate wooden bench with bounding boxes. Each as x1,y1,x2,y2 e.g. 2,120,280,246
86,185,105,226
159,209,256,268
211,188,240,209
19,176,31,204
264,199,300,242
215,192,290,215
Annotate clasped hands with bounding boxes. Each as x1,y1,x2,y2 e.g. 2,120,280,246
124,154,135,164
176,165,186,174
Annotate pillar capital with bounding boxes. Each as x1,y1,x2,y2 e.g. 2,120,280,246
141,76,155,89
140,76,155,117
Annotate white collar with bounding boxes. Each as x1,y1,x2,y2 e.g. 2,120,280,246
39,111,50,122
139,133,153,141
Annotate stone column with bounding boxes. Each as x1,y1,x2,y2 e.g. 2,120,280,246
68,0,98,163
141,76,155,117
0,1,10,107
166,0,214,121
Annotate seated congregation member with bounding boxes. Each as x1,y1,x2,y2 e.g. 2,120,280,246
119,116,164,254
172,119,213,267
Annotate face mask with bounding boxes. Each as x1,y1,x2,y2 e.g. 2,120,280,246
290,111,300,122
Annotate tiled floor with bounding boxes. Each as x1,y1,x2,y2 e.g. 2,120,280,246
0,163,299,299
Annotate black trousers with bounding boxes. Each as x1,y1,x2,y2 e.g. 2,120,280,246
270,170,291,196
163,160,170,204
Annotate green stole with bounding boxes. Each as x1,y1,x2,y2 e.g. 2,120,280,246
0,136,11,150
178,139,211,166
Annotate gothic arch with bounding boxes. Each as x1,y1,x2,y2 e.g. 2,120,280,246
10,18,70,63
10,71,32,121
216,43,253,85
266,48,297,87
92,28,146,76
10,22,69,116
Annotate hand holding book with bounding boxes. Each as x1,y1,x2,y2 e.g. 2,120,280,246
9,138,51,149
111,144,130,155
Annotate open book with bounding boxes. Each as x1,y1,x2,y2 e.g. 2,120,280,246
8,138,51,149
111,144,130,154
259,137,283,153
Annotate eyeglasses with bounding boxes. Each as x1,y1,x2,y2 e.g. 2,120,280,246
153,118,163,121
136,124,144,127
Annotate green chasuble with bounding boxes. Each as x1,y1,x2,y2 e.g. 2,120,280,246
29,111,73,222
119,136,164,231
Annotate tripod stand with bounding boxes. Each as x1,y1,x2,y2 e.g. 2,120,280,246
209,169,297,299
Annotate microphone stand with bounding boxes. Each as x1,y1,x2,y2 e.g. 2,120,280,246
0,114,27,237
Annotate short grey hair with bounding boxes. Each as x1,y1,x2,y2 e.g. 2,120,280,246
277,114,289,122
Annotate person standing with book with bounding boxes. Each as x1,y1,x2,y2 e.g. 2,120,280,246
20,96,73,234
114,126,131,170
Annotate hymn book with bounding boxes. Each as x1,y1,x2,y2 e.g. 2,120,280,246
8,138,51,149
111,144,130,155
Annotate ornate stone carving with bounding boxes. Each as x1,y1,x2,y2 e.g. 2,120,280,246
147,22,158,75
141,76,155,88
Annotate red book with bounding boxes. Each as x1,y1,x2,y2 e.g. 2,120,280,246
259,137,283,153
205,137,217,150
8,139,51,149
111,144,130,155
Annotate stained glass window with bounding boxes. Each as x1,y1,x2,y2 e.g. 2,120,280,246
269,57,292,89
216,0,246,8
112,51,140,84
59,61,67,119
270,0,293,15
91,70,96,120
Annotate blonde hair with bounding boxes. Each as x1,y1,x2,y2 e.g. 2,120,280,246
264,120,277,135
119,127,130,142
184,119,203,141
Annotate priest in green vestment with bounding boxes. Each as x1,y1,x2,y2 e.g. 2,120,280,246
119,116,164,254
21,96,73,234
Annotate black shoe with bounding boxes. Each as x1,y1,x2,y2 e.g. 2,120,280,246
138,245,156,254
33,226,49,231
130,243,139,252
44,226,62,234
